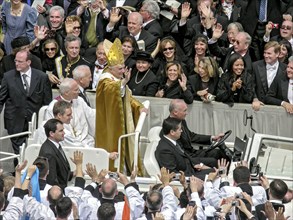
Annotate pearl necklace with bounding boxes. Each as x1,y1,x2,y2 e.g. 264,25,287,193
11,6,22,16
135,69,150,84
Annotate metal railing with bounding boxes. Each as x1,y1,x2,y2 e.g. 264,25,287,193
115,100,150,173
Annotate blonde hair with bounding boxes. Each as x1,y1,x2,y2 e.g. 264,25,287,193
198,57,218,78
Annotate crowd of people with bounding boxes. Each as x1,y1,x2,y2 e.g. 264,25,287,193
0,0,293,219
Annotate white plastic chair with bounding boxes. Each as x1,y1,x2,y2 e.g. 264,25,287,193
38,105,48,128
143,126,162,179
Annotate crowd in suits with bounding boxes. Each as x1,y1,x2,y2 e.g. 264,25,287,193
0,0,293,219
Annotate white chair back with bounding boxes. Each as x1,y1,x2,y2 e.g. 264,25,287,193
143,126,162,179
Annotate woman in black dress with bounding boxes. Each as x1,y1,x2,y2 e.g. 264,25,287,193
155,62,193,104
127,51,158,96
41,38,60,75
216,53,254,105
189,57,219,102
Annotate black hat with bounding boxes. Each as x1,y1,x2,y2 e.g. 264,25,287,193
11,36,30,49
134,51,154,63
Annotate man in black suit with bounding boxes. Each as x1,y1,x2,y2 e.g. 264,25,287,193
105,11,157,53
0,50,52,161
252,41,287,111
139,0,163,39
72,65,92,107
239,0,290,59
155,117,213,180
0,36,42,84
265,56,293,114
39,119,72,190
255,179,288,220
209,28,253,73
168,99,232,168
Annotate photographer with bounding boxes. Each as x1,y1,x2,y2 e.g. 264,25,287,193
204,160,267,209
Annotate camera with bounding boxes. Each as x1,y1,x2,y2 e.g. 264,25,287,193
172,173,180,181
218,168,225,175
271,23,279,29
259,172,264,180
232,200,239,206
109,172,118,180
188,201,196,207
235,193,244,199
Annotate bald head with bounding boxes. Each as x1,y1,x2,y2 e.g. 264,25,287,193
169,99,188,120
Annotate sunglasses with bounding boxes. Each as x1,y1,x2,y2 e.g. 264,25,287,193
281,25,292,30
73,26,81,30
163,47,174,52
45,47,56,51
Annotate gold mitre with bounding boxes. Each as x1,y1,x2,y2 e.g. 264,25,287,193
104,38,124,67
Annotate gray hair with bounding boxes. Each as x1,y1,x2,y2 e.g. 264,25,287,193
59,78,75,95
169,99,184,113
239,32,252,46
227,22,243,32
49,5,65,18
288,56,293,63
64,35,81,48
72,65,91,80
142,0,160,19
128,12,143,25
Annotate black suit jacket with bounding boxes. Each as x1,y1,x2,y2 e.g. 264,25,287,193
0,68,52,135
106,26,157,53
39,139,71,190
144,19,163,39
252,60,287,102
188,74,219,101
209,42,253,73
239,0,290,36
264,74,290,106
0,54,42,83
155,135,197,176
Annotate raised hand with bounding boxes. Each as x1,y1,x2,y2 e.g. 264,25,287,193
109,7,122,27
65,17,74,34
212,23,224,40
34,25,48,41
181,2,191,20
178,73,187,91
70,150,83,166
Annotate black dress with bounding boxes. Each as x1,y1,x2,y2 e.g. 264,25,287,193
216,71,254,104
188,73,219,101
127,68,159,96
157,76,194,104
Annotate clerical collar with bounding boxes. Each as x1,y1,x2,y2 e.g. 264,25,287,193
59,95,72,103
95,60,107,69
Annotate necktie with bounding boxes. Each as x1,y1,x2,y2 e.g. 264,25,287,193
259,0,267,22
59,144,67,161
266,65,276,71
22,74,30,95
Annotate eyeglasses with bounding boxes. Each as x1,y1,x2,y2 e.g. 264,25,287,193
281,25,292,30
163,47,174,52
73,26,81,30
45,47,56,51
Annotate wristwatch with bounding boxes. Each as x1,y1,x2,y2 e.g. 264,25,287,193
25,176,31,180
200,163,204,168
